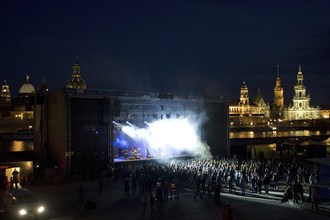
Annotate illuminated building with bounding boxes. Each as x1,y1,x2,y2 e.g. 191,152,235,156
274,65,284,108
229,81,270,126
0,76,36,124
271,65,284,119
66,58,87,90
0,80,11,120
0,80,11,105
19,75,35,98
284,65,320,120
319,105,330,119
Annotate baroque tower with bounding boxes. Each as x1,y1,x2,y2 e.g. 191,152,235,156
284,65,320,120
292,64,309,110
240,81,249,105
66,58,87,89
274,64,284,108
0,80,11,104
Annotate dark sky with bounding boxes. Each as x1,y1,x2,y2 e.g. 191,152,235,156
1,0,329,105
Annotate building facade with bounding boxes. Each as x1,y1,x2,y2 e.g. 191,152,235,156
0,76,37,130
284,65,320,120
229,81,270,126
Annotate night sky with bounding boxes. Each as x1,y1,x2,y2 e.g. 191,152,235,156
1,1,329,105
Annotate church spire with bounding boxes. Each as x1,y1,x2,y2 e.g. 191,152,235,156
274,65,284,109
297,64,303,85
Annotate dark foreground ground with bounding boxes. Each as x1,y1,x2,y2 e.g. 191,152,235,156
1,176,330,220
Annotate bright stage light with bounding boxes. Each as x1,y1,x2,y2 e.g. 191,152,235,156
120,115,211,159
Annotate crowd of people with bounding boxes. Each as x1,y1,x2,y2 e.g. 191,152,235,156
107,156,318,215
73,154,322,217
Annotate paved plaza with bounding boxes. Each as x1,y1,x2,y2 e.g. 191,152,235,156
1,176,329,220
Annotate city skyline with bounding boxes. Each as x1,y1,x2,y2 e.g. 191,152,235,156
1,1,329,105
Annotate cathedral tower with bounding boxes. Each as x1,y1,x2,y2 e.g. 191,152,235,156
0,80,11,104
284,64,320,120
240,81,249,105
66,58,87,89
292,64,309,109
273,64,284,108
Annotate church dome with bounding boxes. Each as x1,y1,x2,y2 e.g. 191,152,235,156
19,75,35,95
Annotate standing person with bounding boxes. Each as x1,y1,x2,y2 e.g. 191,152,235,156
214,182,221,206
150,193,155,214
292,181,299,204
311,186,318,211
273,172,280,191
10,176,14,189
131,174,137,194
140,193,147,215
78,183,84,202
98,179,103,194
308,173,316,202
207,180,213,199
170,180,177,199
251,175,258,193
263,174,270,194
194,175,203,200
162,179,169,201
124,177,130,196
12,169,19,189
297,181,305,203
114,167,119,183
228,177,234,193
281,183,293,203
156,187,164,207
257,177,263,194
240,176,246,196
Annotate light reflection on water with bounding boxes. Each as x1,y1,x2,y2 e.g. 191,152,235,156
0,140,34,151
230,130,330,139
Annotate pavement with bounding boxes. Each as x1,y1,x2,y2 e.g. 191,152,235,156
219,181,330,219
1,177,330,220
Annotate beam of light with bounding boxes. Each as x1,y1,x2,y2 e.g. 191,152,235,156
120,115,211,159
113,121,124,127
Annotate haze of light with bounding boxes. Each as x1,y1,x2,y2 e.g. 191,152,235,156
121,117,211,159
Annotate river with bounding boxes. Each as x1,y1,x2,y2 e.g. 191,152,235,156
230,130,330,139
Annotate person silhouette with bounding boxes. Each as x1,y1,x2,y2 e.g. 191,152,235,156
12,169,19,189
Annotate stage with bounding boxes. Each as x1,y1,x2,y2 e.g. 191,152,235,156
113,155,194,163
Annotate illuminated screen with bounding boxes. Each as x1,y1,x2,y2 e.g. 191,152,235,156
113,115,211,162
